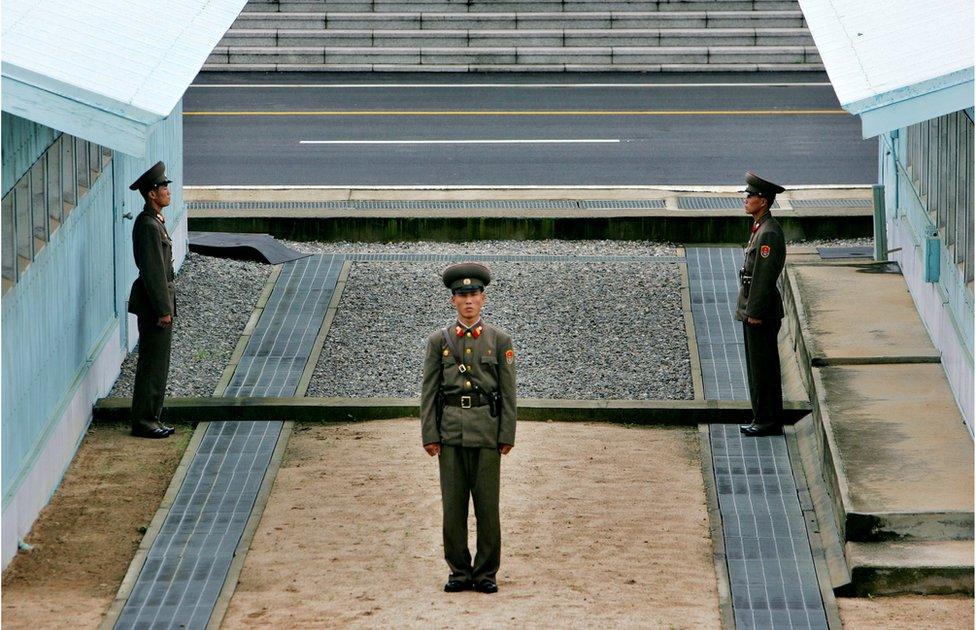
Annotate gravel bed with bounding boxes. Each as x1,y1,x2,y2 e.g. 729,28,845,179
109,253,272,398
787,237,874,248
306,241,692,400
284,239,680,258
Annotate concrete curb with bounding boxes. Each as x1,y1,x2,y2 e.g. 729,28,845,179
92,396,812,425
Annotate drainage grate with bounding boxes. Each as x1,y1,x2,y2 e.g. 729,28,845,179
115,421,282,629
226,254,344,397
116,255,344,629
791,198,872,208
685,247,749,400
686,246,828,630
580,199,667,210
679,197,780,210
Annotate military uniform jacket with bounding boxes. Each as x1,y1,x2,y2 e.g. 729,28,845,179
735,212,786,322
128,205,176,319
420,321,517,449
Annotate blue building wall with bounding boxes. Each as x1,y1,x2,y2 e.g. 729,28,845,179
879,109,975,431
1,105,185,515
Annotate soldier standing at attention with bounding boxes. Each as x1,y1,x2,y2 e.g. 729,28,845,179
737,172,787,437
127,161,177,439
420,263,517,595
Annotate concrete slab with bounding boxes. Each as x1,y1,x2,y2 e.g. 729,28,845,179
790,263,940,364
844,541,974,595
818,363,973,541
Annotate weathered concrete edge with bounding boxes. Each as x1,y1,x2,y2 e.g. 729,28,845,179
99,423,209,630
295,259,351,397
206,421,294,630
93,397,813,425
697,424,736,630
784,421,844,629
679,259,705,401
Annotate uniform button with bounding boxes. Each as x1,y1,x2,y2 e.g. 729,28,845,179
467,365,473,371
466,332,472,338
465,381,471,388
465,348,472,354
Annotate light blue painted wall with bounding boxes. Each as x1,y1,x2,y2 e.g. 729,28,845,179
1,113,59,197
0,102,185,507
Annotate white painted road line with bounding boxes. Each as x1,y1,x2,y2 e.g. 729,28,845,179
299,139,622,145
192,82,832,89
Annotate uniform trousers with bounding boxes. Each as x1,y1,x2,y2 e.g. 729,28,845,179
438,445,501,582
131,317,173,429
742,319,783,427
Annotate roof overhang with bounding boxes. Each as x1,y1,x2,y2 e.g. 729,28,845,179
1,0,247,158
799,0,974,138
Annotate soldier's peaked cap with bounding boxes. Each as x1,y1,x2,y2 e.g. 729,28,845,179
129,161,172,194
744,171,785,198
442,262,491,293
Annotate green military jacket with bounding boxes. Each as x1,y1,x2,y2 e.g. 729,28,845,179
735,211,786,322
128,204,176,319
420,320,517,449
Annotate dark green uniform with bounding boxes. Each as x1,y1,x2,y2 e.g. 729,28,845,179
128,203,176,432
735,210,786,428
421,319,516,584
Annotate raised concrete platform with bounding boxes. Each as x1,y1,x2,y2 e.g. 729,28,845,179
784,261,974,595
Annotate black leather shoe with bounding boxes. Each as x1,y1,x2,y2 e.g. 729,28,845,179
740,423,782,437
132,425,171,439
474,579,498,594
444,579,472,593
160,424,175,435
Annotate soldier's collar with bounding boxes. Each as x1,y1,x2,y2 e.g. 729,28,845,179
454,318,484,338
142,202,166,224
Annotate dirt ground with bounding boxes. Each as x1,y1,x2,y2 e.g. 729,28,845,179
837,595,973,629
223,419,721,628
1,424,190,629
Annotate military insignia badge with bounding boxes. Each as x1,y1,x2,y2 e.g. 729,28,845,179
443,349,450,356
462,278,472,285
760,244,771,258
505,349,515,364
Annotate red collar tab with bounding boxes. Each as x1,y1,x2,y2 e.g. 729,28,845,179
456,324,483,338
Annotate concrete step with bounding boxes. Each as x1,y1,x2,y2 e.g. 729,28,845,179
843,541,974,595
243,0,801,13
232,10,807,30
207,44,819,66
219,28,815,48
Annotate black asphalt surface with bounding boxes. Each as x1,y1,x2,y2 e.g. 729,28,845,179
183,72,876,186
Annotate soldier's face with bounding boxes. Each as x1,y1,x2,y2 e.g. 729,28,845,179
148,184,172,209
451,289,485,322
744,192,767,217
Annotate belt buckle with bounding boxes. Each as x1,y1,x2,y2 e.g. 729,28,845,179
461,395,472,409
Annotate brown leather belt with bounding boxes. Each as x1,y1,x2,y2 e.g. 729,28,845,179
442,393,489,409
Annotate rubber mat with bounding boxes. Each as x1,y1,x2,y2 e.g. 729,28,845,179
188,231,310,264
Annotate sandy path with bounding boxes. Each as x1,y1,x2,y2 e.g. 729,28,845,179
837,595,973,629
223,419,721,628
1,424,190,629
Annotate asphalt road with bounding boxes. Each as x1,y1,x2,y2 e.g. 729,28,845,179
183,72,877,186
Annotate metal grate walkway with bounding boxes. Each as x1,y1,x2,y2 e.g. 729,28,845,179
686,247,827,630
115,254,344,629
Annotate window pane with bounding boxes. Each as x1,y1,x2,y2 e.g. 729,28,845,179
46,140,63,230
30,159,48,249
2,193,15,282
15,177,32,266
62,137,77,207
75,137,90,191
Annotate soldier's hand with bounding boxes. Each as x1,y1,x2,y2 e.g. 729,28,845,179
157,314,173,327
423,442,441,457
746,316,762,326
499,444,513,455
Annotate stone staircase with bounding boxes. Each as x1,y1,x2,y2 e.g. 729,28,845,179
205,0,821,71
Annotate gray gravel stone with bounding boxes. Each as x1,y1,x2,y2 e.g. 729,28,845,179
110,252,272,398
305,240,692,400
285,239,679,258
